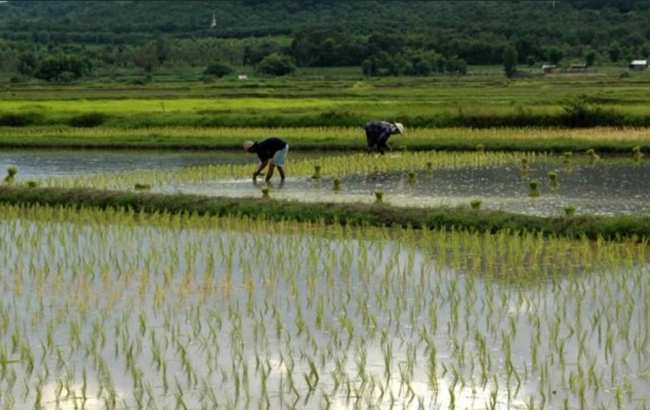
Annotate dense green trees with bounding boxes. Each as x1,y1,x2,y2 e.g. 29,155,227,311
1,1,648,80
16,53,92,82
204,62,233,78
503,46,518,78
257,53,296,76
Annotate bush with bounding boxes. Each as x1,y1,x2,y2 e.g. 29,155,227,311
34,55,92,82
68,113,107,128
0,113,41,127
561,96,624,127
503,45,518,78
257,53,296,76
203,62,233,78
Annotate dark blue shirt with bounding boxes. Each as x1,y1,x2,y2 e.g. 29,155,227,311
364,121,399,153
248,137,287,161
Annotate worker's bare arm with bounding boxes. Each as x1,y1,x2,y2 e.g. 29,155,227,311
253,160,269,181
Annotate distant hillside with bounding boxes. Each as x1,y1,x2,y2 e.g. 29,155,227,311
0,0,647,40
0,1,648,81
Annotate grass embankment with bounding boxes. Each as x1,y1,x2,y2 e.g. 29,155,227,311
1,126,649,153
1,186,649,241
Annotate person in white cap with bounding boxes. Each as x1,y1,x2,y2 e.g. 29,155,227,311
243,137,288,182
364,121,405,154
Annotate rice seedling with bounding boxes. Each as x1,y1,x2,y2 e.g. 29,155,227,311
332,178,341,192
26,181,38,189
134,183,152,191
374,191,384,203
586,148,600,163
529,180,541,197
38,151,533,191
470,200,482,210
521,158,530,176
261,187,271,199
407,172,416,185
3,167,17,185
548,171,559,189
564,206,577,217
633,146,644,162
0,204,646,409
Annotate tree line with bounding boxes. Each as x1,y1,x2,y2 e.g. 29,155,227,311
0,1,649,81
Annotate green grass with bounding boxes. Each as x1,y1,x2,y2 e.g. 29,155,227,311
2,186,649,241
1,126,648,153
2,73,650,128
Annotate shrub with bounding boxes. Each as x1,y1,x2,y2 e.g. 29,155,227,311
561,96,624,127
34,55,92,82
0,112,41,127
257,53,296,76
68,113,107,128
203,62,233,78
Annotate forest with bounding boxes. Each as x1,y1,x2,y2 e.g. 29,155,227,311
0,0,648,81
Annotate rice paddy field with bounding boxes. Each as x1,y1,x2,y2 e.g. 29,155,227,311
2,74,650,129
0,206,648,409
1,76,649,409
4,149,642,217
1,127,650,153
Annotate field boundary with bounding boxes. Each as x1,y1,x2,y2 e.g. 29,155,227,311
1,186,649,241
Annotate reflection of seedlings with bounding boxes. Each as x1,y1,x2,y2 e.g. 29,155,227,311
312,165,322,179
586,148,600,163
261,187,270,198
476,144,485,152
563,151,573,165
374,191,384,203
632,146,644,162
564,206,576,217
547,171,559,189
528,180,540,197
4,166,17,184
134,183,151,191
407,172,416,185
333,178,341,191
470,200,482,210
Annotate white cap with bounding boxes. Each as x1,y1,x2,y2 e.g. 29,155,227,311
394,122,405,134
242,140,254,151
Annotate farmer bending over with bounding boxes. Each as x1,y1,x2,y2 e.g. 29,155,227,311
364,121,405,154
243,137,288,182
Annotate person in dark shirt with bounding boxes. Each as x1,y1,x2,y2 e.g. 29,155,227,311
364,121,405,154
243,137,289,182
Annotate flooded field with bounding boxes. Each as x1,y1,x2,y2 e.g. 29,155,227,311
4,149,649,216
174,156,650,217
0,149,324,177
0,206,648,409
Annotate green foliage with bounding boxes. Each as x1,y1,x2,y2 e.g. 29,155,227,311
68,113,107,128
34,55,92,82
561,96,625,127
203,62,233,78
1,186,649,241
256,53,296,76
17,53,39,76
1,1,649,78
585,49,597,67
362,50,462,77
546,47,564,65
608,43,621,62
503,45,518,78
